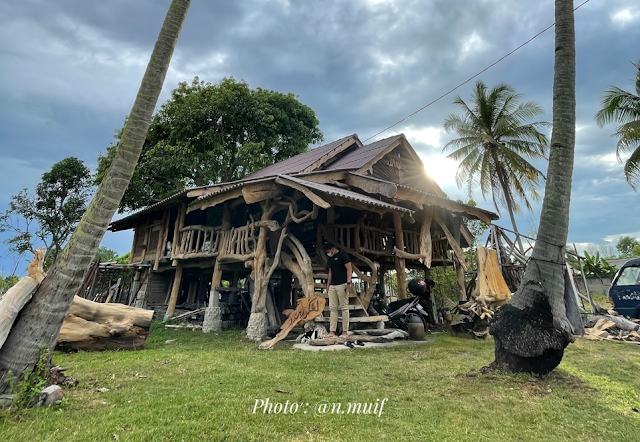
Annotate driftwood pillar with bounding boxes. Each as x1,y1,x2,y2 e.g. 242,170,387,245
394,213,407,299
164,264,183,320
246,200,287,341
203,261,222,332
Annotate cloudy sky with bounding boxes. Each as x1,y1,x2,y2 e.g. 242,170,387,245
1,0,639,274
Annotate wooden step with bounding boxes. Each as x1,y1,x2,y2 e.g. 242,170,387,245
314,315,388,323
317,293,359,299
322,305,366,312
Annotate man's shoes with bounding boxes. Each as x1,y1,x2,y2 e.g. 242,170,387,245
354,340,365,346
344,341,354,348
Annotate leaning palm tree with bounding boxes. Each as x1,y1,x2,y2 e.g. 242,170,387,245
0,0,192,393
489,0,582,375
595,61,640,190
442,81,550,252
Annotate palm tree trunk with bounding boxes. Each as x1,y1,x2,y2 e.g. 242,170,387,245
488,0,579,375
0,0,192,393
492,154,525,254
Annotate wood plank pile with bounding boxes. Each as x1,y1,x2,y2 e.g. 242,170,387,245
583,313,640,344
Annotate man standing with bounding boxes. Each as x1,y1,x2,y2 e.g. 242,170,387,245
324,243,352,338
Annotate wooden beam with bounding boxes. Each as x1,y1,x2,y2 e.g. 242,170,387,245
345,173,397,198
242,182,284,204
294,171,347,185
187,188,243,213
433,211,468,271
164,265,183,319
393,213,407,300
275,176,331,209
302,136,361,172
393,187,496,224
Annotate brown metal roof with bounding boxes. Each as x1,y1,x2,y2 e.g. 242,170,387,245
280,175,413,214
108,189,192,232
243,134,359,180
325,134,402,171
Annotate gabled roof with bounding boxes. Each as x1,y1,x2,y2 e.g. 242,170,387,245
243,134,360,180
325,134,403,171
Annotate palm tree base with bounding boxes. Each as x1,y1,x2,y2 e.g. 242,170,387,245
485,301,572,375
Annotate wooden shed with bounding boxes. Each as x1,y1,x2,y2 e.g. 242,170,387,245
108,133,498,339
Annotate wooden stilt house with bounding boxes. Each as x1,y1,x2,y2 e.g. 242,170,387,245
108,133,498,334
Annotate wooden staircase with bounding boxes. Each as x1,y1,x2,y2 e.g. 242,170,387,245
293,259,387,328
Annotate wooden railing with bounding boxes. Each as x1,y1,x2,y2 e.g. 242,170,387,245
217,224,255,256
173,225,221,258
360,226,394,255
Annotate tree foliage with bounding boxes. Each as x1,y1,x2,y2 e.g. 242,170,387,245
96,77,323,212
94,246,120,263
442,81,549,241
595,61,640,190
0,157,92,269
616,235,639,258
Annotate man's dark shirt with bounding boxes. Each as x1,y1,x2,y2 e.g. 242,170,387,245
328,250,351,285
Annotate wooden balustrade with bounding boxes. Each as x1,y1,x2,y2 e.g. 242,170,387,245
172,225,220,258
360,226,394,255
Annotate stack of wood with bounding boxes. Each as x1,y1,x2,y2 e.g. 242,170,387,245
583,313,640,344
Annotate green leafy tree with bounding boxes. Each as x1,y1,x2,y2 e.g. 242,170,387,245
616,235,639,258
96,77,323,212
632,244,640,257
115,252,131,264
442,81,549,252
0,275,20,296
595,61,640,190
0,0,192,394
94,246,120,263
0,157,92,269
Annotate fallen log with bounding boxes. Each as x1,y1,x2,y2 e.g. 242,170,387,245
0,249,46,350
585,315,640,332
57,296,154,351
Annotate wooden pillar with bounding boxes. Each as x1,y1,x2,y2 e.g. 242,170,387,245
164,264,183,320
209,262,222,309
455,259,466,301
393,213,407,299
154,211,169,271
172,203,187,262
222,202,231,230
451,215,466,302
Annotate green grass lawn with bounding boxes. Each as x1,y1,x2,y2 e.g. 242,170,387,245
1,323,638,442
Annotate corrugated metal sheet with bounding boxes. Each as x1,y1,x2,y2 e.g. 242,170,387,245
109,190,191,232
279,175,413,214
243,134,359,179
395,183,499,220
325,134,402,171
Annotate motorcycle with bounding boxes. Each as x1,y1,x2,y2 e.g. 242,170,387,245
368,279,435,332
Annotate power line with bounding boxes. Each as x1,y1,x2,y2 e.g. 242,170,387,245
363,0,593,143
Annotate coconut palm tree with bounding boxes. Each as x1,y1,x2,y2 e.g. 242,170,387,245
489,0,582,375
442,81,550,252
595,61,640,190
0,0,192,393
